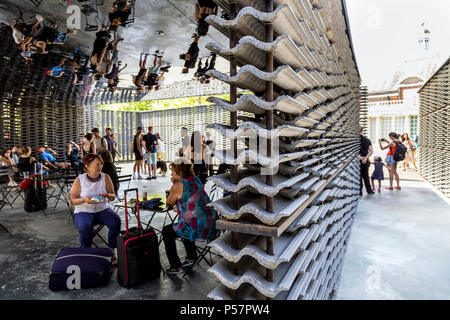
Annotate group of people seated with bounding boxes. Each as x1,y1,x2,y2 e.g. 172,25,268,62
10,11,90,85
88,0,135,93
0,127,122,188
9,1,136,96
1,146,67,188
11,13,76,66
68,154,218,275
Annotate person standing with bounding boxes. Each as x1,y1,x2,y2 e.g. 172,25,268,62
190,131,209,185
99,150,119,194
133,127,144,180
92,128,108,152
110,134,121,163
359,127,374,195
205,131,216,176
180,127,190,157
379,132,402,190
156,133,167,176
83,133,96,156
103,128,115,155
143,126,158,180
401,133,418,171
181,35,200,74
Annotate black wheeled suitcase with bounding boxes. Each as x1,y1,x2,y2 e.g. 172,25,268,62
116,189,161,288
24,175,47,213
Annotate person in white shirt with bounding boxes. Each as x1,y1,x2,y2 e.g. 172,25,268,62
91,127,108,152
70,153,120,260
156,133,167,176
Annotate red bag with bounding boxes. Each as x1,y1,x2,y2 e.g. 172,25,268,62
19,175,47,191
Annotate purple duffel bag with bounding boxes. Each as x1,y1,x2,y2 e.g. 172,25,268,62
49,248,113,291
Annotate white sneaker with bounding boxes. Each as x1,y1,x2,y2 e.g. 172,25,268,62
138,175,143,180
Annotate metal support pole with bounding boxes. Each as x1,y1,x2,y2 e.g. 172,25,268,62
265,0,274,213
230,2,239,300
230,1,239,209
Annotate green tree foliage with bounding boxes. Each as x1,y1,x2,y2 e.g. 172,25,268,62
97,94,232,112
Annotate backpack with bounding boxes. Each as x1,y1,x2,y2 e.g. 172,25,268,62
393,141,408,161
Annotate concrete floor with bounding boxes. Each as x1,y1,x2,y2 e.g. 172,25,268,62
336,177,450,300
1,164,449,299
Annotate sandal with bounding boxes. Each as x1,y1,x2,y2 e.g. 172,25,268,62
112,255,119,267
181,258,194,268
165,266,183,275
395,187,401,190
385,187,394,190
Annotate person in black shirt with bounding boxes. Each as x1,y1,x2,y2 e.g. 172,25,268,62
181,35,200,74
205,131,215,176
66,141,82,176
99,150,119,194
142,126,158,180
195,0,218,36
133,127,144,179
180,127,191,157
359,127,374,195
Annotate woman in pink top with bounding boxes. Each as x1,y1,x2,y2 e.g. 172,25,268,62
379,132,401,190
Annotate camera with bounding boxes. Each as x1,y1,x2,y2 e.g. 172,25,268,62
179,54,186,60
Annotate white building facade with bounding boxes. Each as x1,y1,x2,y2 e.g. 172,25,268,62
366,26,441,153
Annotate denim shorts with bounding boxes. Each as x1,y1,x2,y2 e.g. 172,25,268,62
145,152,157,165
386,155,396,165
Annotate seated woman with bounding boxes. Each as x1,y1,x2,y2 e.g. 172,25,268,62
66,141,83,176
99,150,119,194
162,158,217,274
0,149,17,186
17,146,49,175
69,154,121,259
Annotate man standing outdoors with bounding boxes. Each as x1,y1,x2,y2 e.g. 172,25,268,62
205,131,216,176
92,128,108,152
133,127,144,180
180,127,190,157
104,128,115,155
143,126,158,180
359,127,374,195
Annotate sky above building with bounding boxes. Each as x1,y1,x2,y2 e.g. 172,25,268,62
345,0,450,89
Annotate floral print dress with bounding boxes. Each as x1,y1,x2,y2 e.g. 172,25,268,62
173,176,217,242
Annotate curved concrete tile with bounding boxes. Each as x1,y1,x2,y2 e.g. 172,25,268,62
205,5,327,52
209,229,310,269
209,192,310,225
206,93,309,115
213,148,309,168
206,64,311,93
207,122,309,139
209,171,310,197
206,34,336,72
